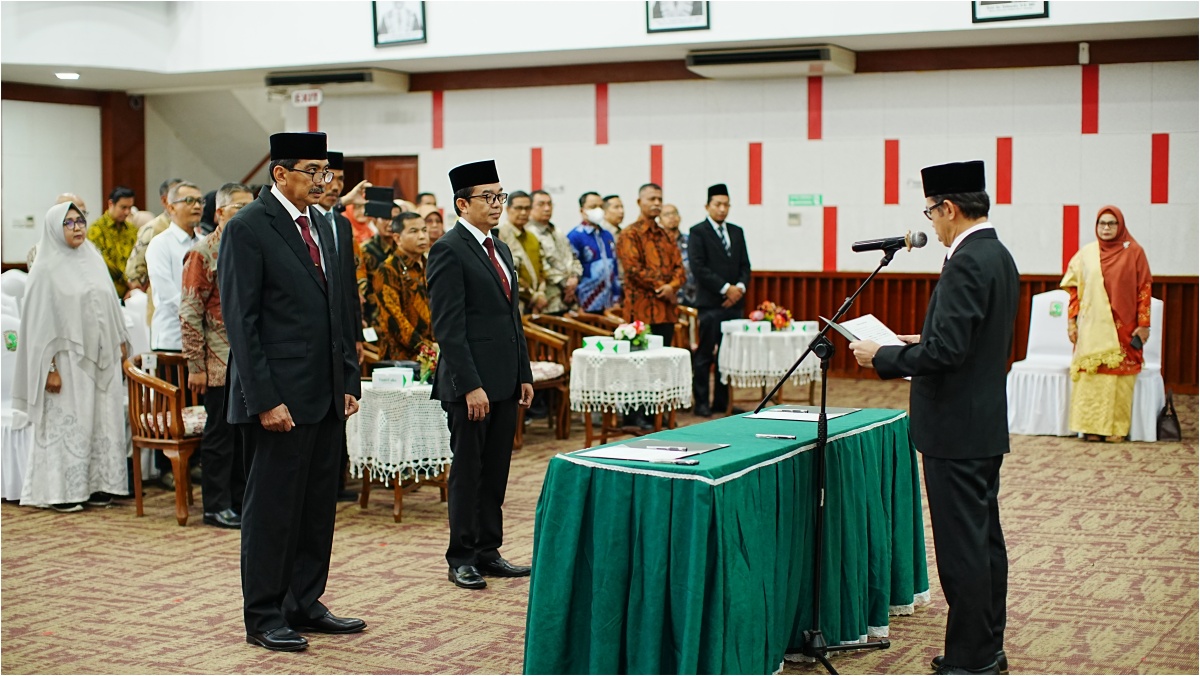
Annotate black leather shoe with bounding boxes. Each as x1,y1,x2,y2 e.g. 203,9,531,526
694,404,712,417
293,611,366,634
478,557,531,577
246,627,308,652
449,565,487,589
203,508,241,529
932,651,1006,674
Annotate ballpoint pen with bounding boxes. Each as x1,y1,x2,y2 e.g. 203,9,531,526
644,445,687,452
756,433,797,439
647,458,699,466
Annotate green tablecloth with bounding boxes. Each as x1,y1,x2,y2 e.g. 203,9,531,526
523,408,929,675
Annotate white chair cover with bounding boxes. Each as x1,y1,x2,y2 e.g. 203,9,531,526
1,295,18,318
1,313,31,500
0,270,27,312
1129,298,1164,442
1006,290,1074,436
123,290,150,357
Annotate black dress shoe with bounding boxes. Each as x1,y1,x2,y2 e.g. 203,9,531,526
934,663,999,675
932,651,1006,674
478,557,531,577
203,508,241,529
293,611,366,634
449,565,487,589
694,403,712,417
246,627,308,652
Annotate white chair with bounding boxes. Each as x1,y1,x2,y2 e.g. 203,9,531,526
123,290,150,358
1,295,18,318
1007,290,1074,436
0,270,27,313
1,313,32,501
1129,298,1165,442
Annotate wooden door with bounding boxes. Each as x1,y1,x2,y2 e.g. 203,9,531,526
363,156,419,204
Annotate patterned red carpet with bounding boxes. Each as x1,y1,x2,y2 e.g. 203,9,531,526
2,378,1196,675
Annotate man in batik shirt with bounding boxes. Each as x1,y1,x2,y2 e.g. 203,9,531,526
526,190,582,315
373,212,434,361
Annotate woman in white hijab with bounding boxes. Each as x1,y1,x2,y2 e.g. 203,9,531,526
11,201,130,512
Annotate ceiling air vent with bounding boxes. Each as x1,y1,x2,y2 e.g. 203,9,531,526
264,68,409,96
686,45,856,79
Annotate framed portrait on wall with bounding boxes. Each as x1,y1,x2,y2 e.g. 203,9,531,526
971,1,1049,23
646,1,710,33
374,1,426,46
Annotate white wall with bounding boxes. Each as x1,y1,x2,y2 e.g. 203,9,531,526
285,61,1199,276
1,100,102,264
143,99,230,205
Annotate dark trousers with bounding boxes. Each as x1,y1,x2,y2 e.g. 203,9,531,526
693,306,740,410
200,385,244,514
443,396,519,569
649,323,674,346
239,406,341,633
922,454,1008,670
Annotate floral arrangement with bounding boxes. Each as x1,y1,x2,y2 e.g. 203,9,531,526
416,341,439,383
614,320,651,350
749,301,794,331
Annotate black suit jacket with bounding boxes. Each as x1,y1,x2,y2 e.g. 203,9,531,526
688,219,752,310
873,229,1019,459
219,190,360,425
427,221,533,403
331,211,363,336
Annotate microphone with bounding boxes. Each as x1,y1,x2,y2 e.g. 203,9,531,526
851,231,928,253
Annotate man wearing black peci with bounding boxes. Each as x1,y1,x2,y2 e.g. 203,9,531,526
219,132,364,652
688,183,751,417
849,160,1018,676
427,159,534,590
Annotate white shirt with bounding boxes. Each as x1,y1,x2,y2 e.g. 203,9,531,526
706,216,745,295
946,222,995,260
146,222,199,350
270,184,326,274
458,218,513,284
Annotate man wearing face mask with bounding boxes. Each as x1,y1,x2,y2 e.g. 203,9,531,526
568,191,621,312
146,181,204,351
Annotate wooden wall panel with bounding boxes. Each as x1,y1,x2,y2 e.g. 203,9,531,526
748,272,1198,394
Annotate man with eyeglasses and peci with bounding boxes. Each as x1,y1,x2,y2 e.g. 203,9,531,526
146,181,205,351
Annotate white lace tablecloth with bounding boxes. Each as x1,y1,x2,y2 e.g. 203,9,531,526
718,322,822,389
570,347,693,415
346,382,452,484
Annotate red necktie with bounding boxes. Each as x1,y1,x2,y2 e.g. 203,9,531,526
296,215,326,285
482,237,511,301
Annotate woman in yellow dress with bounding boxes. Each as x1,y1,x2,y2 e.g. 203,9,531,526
1061,205,1152,442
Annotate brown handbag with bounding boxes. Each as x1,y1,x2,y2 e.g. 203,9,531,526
1157,389,1182,442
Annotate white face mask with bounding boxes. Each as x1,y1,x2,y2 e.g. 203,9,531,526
585,207,605,225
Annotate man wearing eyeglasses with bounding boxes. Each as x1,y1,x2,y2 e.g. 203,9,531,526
219,132,364,652
527,190,582,315
427,159,534,591
145,181,204,351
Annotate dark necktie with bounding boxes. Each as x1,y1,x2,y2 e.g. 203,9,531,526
482,237,512,301
717,223,730,254
296,215,326,285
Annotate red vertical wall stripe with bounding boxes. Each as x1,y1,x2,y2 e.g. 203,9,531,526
823,206,838,272
1151,133,1170,204
807,77,823,141
748,142,763,205
595,83,609,145
884,140,899,205
996,137,1012,205
1062,205,1080,272
432,90,444,149
307,106,319,132
1081,65,1099,135
650,145,663,187
531,148,543,192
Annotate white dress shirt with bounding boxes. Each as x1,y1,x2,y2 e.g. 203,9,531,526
146,222,199,350
458,218,512,284
270,184,326,274
946,222,995,260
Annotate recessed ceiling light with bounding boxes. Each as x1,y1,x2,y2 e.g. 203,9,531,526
55,72,80,80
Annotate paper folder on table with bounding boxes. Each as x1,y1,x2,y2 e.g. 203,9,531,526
573,439,729,462
746,406,861,422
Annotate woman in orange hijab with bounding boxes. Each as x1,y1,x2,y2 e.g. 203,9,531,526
1060,206,1153,442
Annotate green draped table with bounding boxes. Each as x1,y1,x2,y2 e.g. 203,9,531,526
523,408,929,675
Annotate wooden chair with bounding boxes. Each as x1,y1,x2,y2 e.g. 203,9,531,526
360,342,381,378
676,305,698,350
569,311,621,332
603,307,624,325
526,313,609,352
359,470,448,523
517,322,572,448
124,353,203,526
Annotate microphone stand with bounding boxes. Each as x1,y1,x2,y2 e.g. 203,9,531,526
756,244,902,674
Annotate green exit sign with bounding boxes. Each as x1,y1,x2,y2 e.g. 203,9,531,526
788,194,823,207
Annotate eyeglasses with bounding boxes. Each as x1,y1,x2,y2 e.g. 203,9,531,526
467,192,508,206
508,204,531,212
171,196,207,206
1097,220,1120,228
220,202,249,213
288,167,335,185
62,218,88,230
922,201,945,220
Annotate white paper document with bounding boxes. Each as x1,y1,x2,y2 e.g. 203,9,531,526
820,314,904,347
746,406,861,422
574,446,690,463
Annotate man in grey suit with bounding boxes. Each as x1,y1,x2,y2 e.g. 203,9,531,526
850,161,1018,676
220,132,364,652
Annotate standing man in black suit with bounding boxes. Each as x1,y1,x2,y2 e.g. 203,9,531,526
850,161,1018,676
427,160,534,591
688,183,752,417
219,132,365,652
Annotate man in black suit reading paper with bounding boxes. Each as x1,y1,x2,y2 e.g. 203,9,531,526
427,160,534,590
849,161,1018,676
688,183,752,417
219,132,365,652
